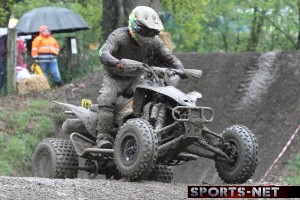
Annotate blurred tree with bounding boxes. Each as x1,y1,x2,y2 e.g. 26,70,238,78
101,0,119,40
0,0,24,27
246,4,266,51
198,0,238,52
240,0,300,51
8,0,300,53
195,0,300,52
68,0,103,44
261,0,300,50
160,0,207,51
101,0,157,40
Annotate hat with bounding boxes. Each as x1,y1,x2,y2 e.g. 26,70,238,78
40,25,49,32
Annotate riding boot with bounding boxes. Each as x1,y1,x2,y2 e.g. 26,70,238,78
96,109,114,149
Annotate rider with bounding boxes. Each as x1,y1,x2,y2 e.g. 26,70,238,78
97,6,186,148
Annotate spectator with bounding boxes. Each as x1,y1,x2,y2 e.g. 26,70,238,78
17,38,26,68
0,34,7,95
31,25,62,86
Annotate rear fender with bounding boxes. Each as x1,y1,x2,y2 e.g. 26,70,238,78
53,101,97,136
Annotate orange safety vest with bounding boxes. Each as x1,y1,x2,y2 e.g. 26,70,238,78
31,34,60,63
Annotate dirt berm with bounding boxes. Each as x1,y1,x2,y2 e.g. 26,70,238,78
174,51,300,184
0,51,299,199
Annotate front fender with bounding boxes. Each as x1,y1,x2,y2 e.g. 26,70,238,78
133,85,201,116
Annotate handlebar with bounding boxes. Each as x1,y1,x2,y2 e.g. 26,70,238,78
143,65,203,80
119,58,203,81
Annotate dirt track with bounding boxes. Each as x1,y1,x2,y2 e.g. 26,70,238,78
1,51,300,199
0,176,187,200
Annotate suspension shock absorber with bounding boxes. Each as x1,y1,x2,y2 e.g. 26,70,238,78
155,105,167,143
150,103,160,125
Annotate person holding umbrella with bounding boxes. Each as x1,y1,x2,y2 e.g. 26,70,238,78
31,25,62,86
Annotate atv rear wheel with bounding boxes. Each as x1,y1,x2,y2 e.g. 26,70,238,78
114,119,158,181
149,165,174,183
215,125,259,184
31,138,79,178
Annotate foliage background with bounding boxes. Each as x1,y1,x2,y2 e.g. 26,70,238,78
0,0,298,54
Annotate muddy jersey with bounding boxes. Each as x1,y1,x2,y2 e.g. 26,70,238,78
99,27,183,77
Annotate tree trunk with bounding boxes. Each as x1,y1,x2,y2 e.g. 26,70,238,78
102,0,159,41
297,0,300,49
6,28,17,94
235,32,240,51
246,7,265,51
221,32,228,52
102,0,119,40
117,0,136,27
136,0,160,10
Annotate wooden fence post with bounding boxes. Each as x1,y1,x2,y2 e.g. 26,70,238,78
6,28,17,93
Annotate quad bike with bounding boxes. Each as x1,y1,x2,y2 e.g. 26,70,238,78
31,59,259,183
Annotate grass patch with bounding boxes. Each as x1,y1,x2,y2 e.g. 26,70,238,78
285,154,300,184
0,110,3,119
0,99,56,176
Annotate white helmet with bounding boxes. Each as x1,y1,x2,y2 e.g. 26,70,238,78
128,6,164,45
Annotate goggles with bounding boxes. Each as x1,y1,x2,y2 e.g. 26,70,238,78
136,26,160,37
130,19,159,37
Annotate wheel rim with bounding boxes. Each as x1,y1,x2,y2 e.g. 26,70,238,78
36,149,51,177
121,135,138,166
221,139,240,170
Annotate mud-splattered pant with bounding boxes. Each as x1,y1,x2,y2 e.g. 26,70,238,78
96,74,146,142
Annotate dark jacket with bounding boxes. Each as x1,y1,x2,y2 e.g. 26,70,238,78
99,27,183,77
0,35,7,56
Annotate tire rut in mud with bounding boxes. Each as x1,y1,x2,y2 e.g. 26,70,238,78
230,52,281,112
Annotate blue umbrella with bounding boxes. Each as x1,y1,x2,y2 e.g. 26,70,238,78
15,6,91,35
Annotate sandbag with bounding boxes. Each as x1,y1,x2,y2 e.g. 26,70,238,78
17,74,50,94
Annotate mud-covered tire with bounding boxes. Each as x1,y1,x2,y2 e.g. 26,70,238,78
114,118,158,181
215,125,259,184
31,138,79,179
149,165,173,183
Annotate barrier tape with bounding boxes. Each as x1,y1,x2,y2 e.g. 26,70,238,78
260,124,300,182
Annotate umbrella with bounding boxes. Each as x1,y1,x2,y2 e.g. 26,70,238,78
15,6,91,35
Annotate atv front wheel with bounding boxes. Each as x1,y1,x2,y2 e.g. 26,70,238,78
149,165,174,183
31,138,79,178
215,125,259,183
114,119,158,181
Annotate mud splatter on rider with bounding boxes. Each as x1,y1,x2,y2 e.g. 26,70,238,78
96,6,187,148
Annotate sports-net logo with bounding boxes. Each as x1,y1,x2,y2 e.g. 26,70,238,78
188,186,300,198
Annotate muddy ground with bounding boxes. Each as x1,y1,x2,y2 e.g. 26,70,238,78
175,51,300,184
0,51,299,199
0,176,188,200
